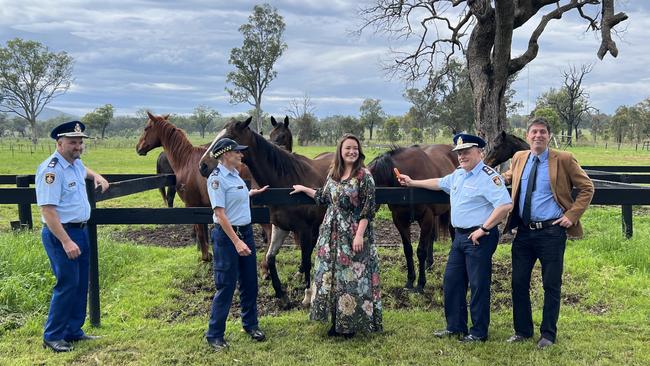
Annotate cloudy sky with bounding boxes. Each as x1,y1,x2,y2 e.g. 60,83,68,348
0,1,648,119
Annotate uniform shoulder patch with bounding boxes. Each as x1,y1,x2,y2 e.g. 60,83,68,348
491,176,502,186
47,157,59,168
482,165,495,176
45,172,56,184
211,179,220,190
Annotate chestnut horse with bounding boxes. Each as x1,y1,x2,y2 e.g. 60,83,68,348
368,145,456,291
199,118,332,307
136,112,213,261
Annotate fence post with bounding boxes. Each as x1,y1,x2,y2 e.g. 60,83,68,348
16,175,33,229
85,179,101,327
620,174,633,239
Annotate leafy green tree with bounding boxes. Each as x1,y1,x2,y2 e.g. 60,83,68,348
610,106,635,144
410,127,423,143
319,115,364,144
82,104,114,139
225,3,287,132
359,98,385,140
382,117,401,142
192,105,219,138
295,113,319,146
0,38,74,143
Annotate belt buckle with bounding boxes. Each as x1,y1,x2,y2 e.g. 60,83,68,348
528,221,542,230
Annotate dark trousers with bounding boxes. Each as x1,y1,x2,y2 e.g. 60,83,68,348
206,224,258,341
443,227,498,339
511,225,567,342
42,226,89,342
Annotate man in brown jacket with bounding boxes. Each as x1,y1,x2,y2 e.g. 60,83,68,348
501,117,594,348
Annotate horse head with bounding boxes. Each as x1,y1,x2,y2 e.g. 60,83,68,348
269,115,292,151
199,116,254,177
484,131,530,167
136,112,170,156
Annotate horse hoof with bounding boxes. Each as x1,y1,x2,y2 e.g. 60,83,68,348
261,273,270,281
201,254,213,262
278,296,291,310
412,285,424,293
404,282,414,290
292,271,303,281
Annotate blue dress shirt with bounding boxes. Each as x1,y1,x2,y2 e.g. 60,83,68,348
517,149,564,221
207,163,251,226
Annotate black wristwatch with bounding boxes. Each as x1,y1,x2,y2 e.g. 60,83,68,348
479,225,490,233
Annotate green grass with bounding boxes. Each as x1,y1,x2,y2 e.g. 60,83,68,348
0,206,649,365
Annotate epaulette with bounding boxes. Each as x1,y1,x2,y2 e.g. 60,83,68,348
47,157,59,168
482,165,495,176
211,167,220,176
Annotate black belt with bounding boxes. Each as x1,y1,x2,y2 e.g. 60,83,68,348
44,222,87,230
455,226,480,234
520,219,557,231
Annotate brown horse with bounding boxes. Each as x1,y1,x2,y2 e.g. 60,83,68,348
136,112,213,261
484,131,530,168
368,145,456,291
269,116,292,151
156,151,176,207
198,117,332,307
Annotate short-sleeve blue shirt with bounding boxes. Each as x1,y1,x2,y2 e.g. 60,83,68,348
35,151,91,223
207,163,251,226
438,160,511,228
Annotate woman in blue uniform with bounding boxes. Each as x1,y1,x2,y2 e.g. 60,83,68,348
205,138,269,351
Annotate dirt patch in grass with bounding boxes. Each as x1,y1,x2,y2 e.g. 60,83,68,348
118,220,602,321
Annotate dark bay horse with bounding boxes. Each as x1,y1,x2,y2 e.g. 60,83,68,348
136,112,213,262
198,117,332,307
484,131,530,168
269,116,292,152
368,145,456,291
156,151,176,207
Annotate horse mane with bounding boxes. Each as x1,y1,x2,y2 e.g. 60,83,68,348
368,146,408,187
247,128,312,181
152,116,205,166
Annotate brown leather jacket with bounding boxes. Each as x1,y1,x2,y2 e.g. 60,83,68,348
502,149,594,238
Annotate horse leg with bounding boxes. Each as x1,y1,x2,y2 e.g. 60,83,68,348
166,185,176,208
259,223,273,280
195,224,211,262
300,229,315,307
158,187,168,206
293,232,304,279
393,210,415,289
267,226,290,307
415,212,435,292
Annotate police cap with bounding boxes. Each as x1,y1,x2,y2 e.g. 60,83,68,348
210,138,248,159
50,121,90,139
452,133,486,151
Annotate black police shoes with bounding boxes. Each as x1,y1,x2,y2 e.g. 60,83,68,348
207,338,229,351
66,334,102,342
506,334,531,343
244,327,266,342
433,329,465,339
460,334,487,343
43,339,73,352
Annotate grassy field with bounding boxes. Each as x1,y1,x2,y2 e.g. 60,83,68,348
0,136,649,365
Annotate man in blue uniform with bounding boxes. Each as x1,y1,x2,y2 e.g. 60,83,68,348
205,138,269,351
36,121,109,352
397,133,512,342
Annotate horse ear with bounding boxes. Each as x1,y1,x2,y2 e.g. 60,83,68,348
284,116,289,127
244,116,252,128
163,114,170,120
147,111,155,120
271,116,278,127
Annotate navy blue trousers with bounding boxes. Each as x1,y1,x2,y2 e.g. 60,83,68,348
511,225,567,342
206,224,259,341
443,227,498,339
42,226,89,342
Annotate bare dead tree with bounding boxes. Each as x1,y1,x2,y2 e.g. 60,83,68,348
357,0,627,151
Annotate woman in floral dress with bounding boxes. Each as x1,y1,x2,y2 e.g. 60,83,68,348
291,134,382,337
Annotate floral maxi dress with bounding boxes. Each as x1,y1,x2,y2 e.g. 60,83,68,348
310,168,383,334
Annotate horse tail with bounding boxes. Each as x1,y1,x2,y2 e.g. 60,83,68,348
367,148,401,187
